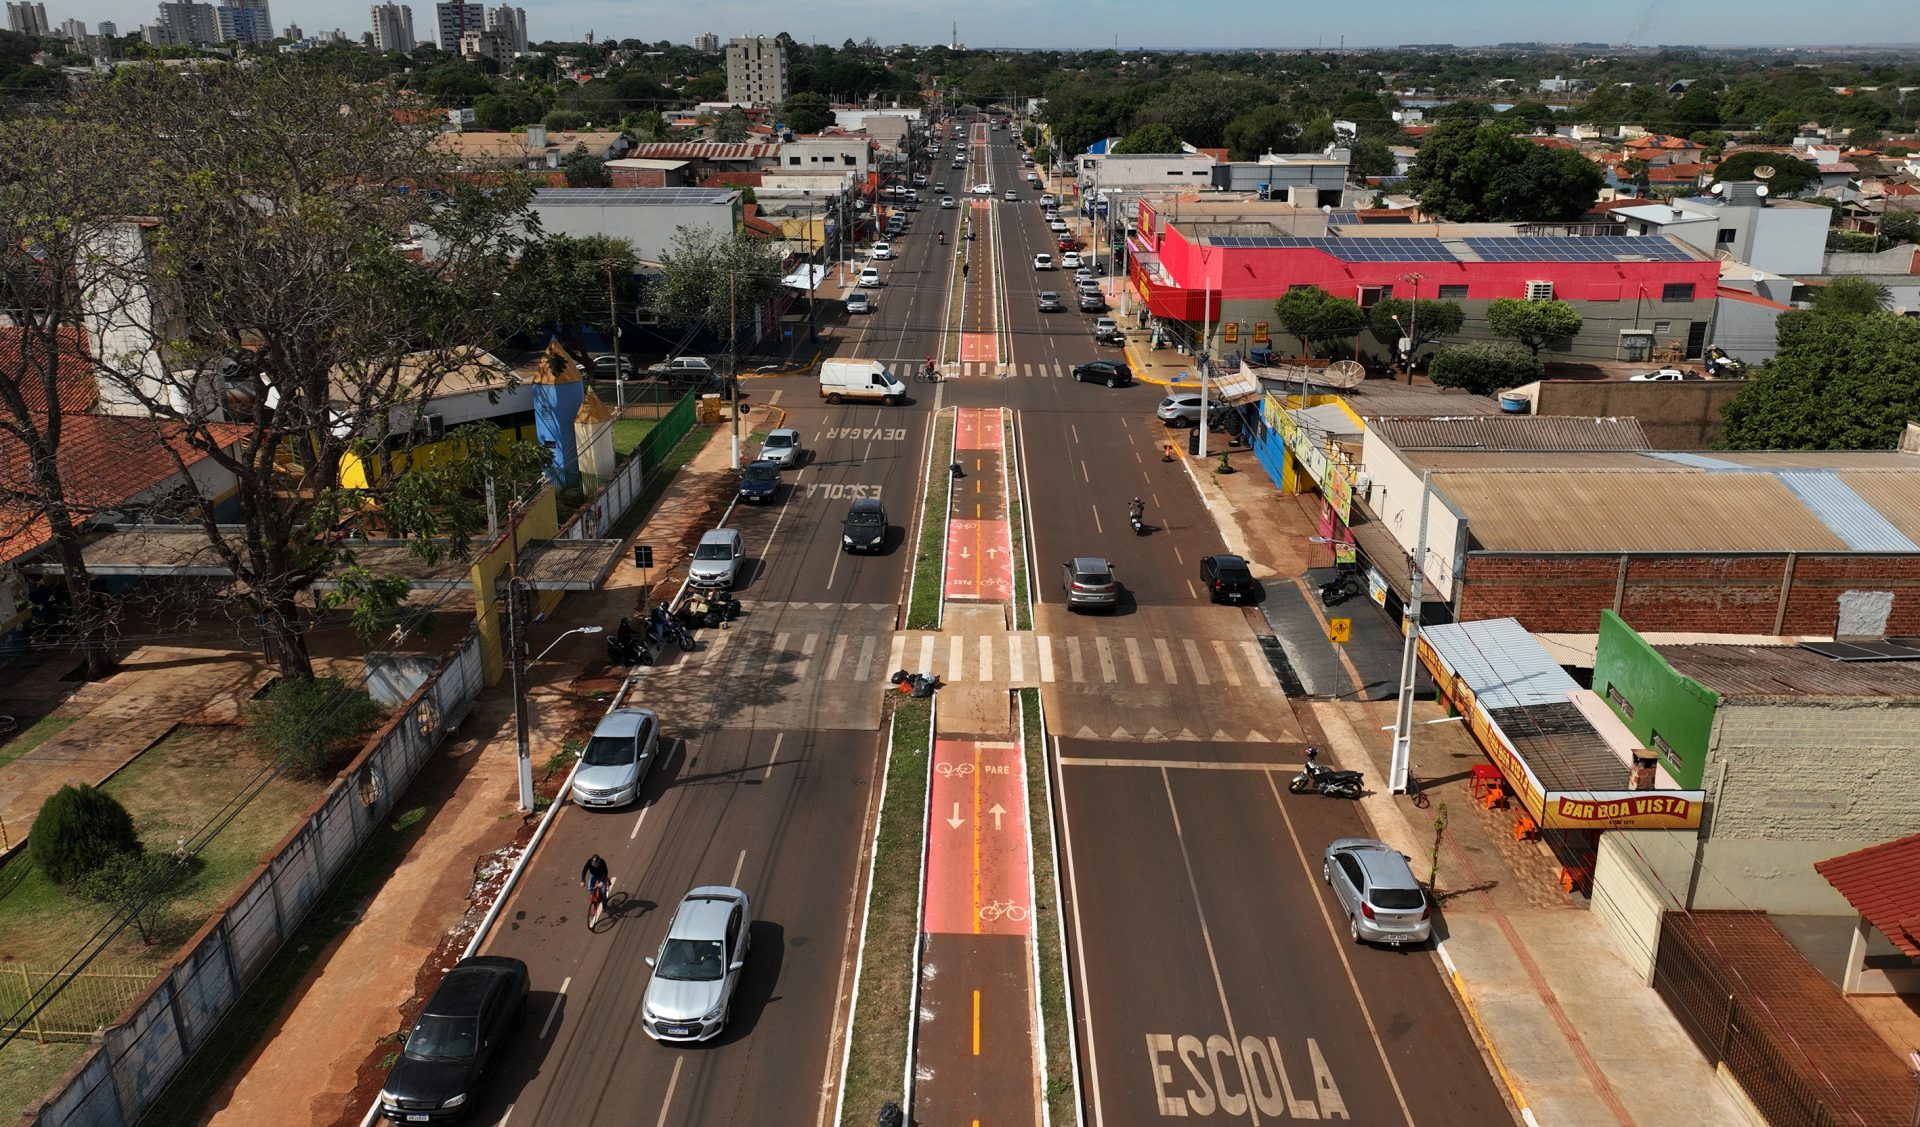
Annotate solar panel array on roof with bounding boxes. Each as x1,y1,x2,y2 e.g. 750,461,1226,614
1463,236,1694,262
1798,640,1920,662
1205,235,1458,261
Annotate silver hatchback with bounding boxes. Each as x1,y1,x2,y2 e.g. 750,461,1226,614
643,886,752,1042
1322,838,1432,946
1060,556,1118,612
688,528,744,589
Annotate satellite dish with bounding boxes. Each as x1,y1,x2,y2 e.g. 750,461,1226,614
1754,165,1776,180
1755,184,1770,197
1709,182,1725,195
1321,360,1366,388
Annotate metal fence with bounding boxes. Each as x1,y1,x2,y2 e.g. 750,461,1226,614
24,627,488,1127
1652,912,1916,1127
558,391,697,542
0,965,160,1045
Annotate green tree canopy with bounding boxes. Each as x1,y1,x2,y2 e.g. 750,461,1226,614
1366,297,1465,361
1112,123,1183,154
243,674,388,780
1719,309,1920,450
1486,297,1583,355
1711,151,1820,195
1428,342,1542,396
472,92,542,131
560,143,611,187
1407,119,1603,222
1272,286,1366,356
544,109,590,132
1811,276,1891,316
31,784,138,885
1222,105,1299,162
713,107,749,142
419,61,492,102
1347,135,1396,179
645,227,785,354
780,91,834,134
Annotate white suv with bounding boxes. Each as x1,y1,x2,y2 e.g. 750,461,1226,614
1032,253,1054,270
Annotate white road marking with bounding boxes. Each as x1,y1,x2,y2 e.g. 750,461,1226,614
979,635,993,681
889,633,906,673
856,635,878,681
538,976,571,1039
1183,638,1211,685
1187,579,1199,599
918,634,935,674
825,634,849,680
1054,736,1109,1127
1242,640,1278,687
1125,637,1149,683
729,848,748,889
949,635,965,681
1094,637,1118,682
1038,635,1055,682
764,732,785,780
630,803,651,841
1154,637,1179,683
1065,636,1085,682
774,632,791,666
1213,639,1243,687
794,632,818,680
1172,546,1184,565
1008,634,1025,683
653,1057,684,1127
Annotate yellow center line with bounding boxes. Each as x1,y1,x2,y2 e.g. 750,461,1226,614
971,744,982,934
972,990,982,1056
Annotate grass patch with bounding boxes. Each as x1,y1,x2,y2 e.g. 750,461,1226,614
1004,413,1032,631
0,727,329,970
610,416,662,456
838,695,931,1127
1020,688,1075,1123
0,1040,89,1122
133,784,459,1127
905,411,955,630
607,422,717,544
0,716,73,771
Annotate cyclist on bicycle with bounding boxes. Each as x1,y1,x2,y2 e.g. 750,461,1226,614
580,853,609,902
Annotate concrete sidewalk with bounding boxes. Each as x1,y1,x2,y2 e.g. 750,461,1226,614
201,419,743,1127
1180,425,1758,1125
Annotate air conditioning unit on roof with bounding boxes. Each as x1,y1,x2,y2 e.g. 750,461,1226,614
1525,280,1555,301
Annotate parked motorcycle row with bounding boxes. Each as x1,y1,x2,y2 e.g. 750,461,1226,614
605,594,742,667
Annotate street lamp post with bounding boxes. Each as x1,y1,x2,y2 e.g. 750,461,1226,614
1399,271,1424,383
509,612,604,814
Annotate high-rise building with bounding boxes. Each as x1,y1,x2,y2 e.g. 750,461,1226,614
693,32,717,53
5,1,49,35
96,18,117,36
369,2,413,52
432,0,479,50
482,3,523,53
725,35,787,107
457,26,506,63
154,1,219,44
214,0,271,43
58,16,85,37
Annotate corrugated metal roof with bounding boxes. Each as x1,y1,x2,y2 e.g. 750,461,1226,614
1845,471,1920,544
535,188,735,206
1293,403,1363,436
1421,618,1581,709
1644,450,1745,470
1339,384,1502,415
627,143,779,161
1815,833,1920,958
1717,452,1920,469
1774,471,1920,551
1369,415,1650,452
1436,469,1852,552
1406,450,1660,471
1486,701,1631,791
1657,643,1920,697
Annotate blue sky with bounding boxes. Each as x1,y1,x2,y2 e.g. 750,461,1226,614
65,0,1918,53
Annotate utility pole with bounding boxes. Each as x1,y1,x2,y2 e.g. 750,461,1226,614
1389,471,1433,794
1400,271,1424,384
728,271,741,470
605,261,625,411
502,498,534,812
1197,249,1214,459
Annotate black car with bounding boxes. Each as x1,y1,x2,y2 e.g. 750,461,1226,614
842,498,888,553
379,955,529,1122
1071,360,1132,388
1200,554,1260,604
738,459,780,503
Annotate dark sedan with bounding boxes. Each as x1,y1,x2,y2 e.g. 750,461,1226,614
1071,360,1132,388
1200,554,1260,603
738,459,780,503
379,955,528,1122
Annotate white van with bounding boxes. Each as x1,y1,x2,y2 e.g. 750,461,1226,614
820,359,907,405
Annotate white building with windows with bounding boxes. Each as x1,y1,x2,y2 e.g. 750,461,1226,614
482,3,523,53
432,0,479,50
725,35,787,107
1611,186,1831,277
368,2,413,52
5,0,48,35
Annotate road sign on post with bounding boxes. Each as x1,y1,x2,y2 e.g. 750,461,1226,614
634,544,654,570
1329,618,1352,644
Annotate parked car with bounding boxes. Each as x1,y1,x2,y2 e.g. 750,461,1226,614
1049,219,1069,233
1032,252,1054,270
1040,193,1057,206
1037,291,1064,312
570,707,661,808
1060,556,1119,612
649,355,716,382
588,354,636,378
1157,393,1222,426
642,886,753,1042
841,498,888,553
378,956,529,1123
738,459,780,504
688,528,744,589
1092,316,1120,336
846,291,873,315
1078,292,1108,313
1323,838,1432,946
912,173,928,185
1060,252,1081,269
871,241,893,260
1629,368,1701,381
1199,554,1259,604
757,427,804,468
858,266,882,288
1071,359,1131,387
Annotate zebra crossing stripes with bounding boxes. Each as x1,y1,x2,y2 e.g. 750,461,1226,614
926,361,1093,380
650,626,1285,691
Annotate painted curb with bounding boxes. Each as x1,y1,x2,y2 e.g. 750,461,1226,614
1435,940,1536,1123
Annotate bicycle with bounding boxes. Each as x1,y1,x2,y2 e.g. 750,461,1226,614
978,900,1030,924
913,366,943,384
586,876,613,930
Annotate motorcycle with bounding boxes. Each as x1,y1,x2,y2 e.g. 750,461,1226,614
1287,748,1363,799
652,605,696,652
606,617,655,667
938,231,946,244
1320,573,1363,607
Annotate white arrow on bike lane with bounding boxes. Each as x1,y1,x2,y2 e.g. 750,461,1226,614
988,803,1006,830
946,802,965,829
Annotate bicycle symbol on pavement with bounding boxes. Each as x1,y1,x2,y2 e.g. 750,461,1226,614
978,900,1029,924
936,762,975,778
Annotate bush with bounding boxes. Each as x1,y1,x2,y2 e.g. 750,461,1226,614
74,850,194,944
31,783,139,885
243,674,388,781
1428,342,1542,397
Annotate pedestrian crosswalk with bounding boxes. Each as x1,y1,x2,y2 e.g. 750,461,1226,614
647,622,1285,691
931,361,1121,380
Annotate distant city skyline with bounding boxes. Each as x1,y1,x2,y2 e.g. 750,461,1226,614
18,0,1920,52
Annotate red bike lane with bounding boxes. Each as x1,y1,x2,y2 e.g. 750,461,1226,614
945,407,1015,604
